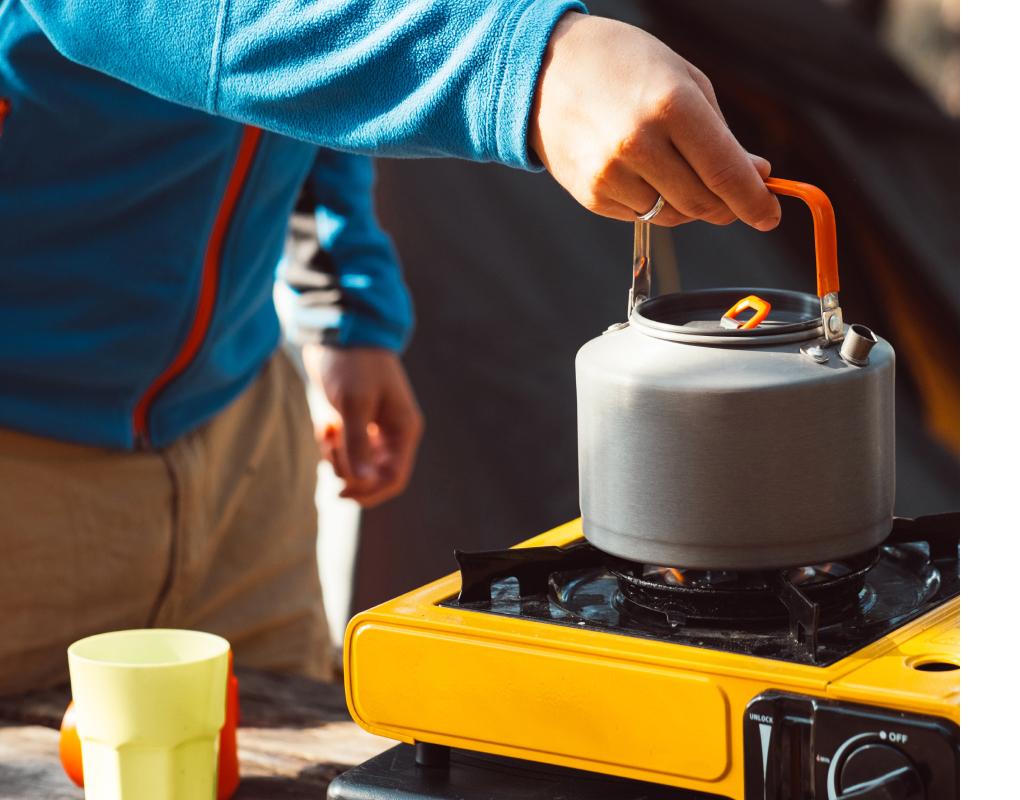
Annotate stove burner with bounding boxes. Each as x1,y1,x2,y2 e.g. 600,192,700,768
446,514,959,667
654,561,854,588
610,549,881,629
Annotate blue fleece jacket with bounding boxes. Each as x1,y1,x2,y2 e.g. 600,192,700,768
0,0,584,449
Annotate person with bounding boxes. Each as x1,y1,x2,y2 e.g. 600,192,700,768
349,0,962,613
0,1,781,694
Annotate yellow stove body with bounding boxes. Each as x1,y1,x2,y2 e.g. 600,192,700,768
344,520,959,799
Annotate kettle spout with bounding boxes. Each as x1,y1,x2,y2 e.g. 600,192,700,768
840,324,878,366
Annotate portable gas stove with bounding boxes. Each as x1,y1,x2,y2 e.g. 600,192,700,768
334,513,959,799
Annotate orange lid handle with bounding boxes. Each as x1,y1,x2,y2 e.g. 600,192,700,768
764,178,839,298
722,295,772,329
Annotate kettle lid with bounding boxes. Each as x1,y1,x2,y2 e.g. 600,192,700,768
632,288,824,346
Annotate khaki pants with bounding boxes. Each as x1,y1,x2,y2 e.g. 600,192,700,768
0,349,332,696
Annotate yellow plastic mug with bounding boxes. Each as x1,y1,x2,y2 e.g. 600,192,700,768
68,629,230,800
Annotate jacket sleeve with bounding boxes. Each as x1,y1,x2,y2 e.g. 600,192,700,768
21,0,586,170
280,151,412,352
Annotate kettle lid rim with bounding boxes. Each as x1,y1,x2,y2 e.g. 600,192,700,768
632,288,823,345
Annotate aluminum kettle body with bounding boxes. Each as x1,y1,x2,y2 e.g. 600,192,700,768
576,307,895,570
577,179,895,570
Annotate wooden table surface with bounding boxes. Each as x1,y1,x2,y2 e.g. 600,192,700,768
0,667,394,799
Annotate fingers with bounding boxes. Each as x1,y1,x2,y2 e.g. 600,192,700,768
663,85,781,230
597,69,774,228
311,346,424,508
337,392,378,492
640,152,738,226
378,400,424,498
341,406,423,508
316,422,338,464
608,102,778,230
581,193,664,224
747,153,772,180
605,171,698,227
600,138,734,227
593,149,705,226
318,418,369,493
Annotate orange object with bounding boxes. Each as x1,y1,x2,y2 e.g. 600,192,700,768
218,650,241,800
59,701,85,788
0,97,11,138
764,178,839,298
58,649,241,798
721,295,771,329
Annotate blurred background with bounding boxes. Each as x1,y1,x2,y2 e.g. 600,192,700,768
278,0,961,651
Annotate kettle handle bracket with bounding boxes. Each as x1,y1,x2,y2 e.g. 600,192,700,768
628,220,652,318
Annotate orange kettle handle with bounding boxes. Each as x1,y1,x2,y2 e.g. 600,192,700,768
764,179,839,298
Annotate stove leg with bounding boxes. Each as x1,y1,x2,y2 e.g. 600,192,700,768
415,741,451,768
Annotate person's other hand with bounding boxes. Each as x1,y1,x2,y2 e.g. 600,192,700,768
528,12,780,230
303,345,424,508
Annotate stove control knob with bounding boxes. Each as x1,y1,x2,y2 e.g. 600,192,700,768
838,744,925,800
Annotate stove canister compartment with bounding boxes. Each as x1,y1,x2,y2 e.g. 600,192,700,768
576,299,895,571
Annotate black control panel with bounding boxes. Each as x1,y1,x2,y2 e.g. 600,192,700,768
744,692,959,799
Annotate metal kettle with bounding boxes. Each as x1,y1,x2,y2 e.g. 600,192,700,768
575,179,894,570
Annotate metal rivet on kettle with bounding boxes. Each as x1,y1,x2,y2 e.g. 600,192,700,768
800,342,829,364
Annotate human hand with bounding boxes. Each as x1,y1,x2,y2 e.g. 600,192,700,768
528,12,780,230
303,345,424,508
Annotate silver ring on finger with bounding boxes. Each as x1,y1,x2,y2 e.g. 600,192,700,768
637,194,665,222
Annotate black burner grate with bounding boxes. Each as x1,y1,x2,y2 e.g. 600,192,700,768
443,514,959,667
610,549,879,626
